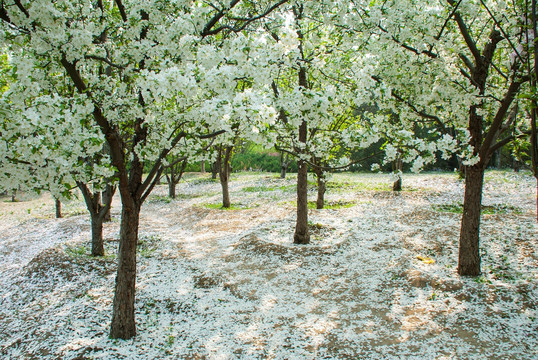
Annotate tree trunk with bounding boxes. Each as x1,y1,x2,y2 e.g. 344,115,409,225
294,157,310,244
78,183,114,257
392,158,403,191
102,186,114,222
315,168,326,209
211,160,219,180
294,117,310,244
11,189,16,202
55,199,62,218
220,176,230,208
280,153,289,179
91,212,105,256
218,146,233,208
110,203,140,339
201,161,205,173
392,177,402,191
458,165,485,276
168,181,176,199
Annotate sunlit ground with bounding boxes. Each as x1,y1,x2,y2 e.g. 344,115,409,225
0,170,536,359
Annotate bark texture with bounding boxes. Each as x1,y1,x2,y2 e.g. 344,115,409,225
110,204,140,339
280,152,290,179
78,183,116,257
458,165,485,276
165,158,187,199
314,166,326,209
55,199,62,218
102,186,114,222
91,214,104,256
294,153,310,244
392,159,403,192
217,146,233,208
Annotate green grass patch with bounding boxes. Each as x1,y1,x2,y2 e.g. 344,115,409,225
327,180,391,192
186,176,219,185
308,200,355,209
201,202,255,210
433,203,522,214
137,234,160,258
65,244,88,258
242,184,295,193
481,204,522,215
148,195,173,203
433,203,463,213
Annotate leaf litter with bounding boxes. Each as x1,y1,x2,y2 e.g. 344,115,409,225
0,171,537,359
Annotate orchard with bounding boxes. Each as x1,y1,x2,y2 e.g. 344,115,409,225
0,0,537,358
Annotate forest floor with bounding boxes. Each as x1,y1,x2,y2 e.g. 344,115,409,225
0,170,537,359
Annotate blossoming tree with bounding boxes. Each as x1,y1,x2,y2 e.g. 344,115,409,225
345,0,532,275
0,0,287,339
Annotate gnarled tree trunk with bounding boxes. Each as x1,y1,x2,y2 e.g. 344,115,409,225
217,145,233,208
102,185,114,222
314,164,326,209
211,160,219,180
168,181,176,199
110,202,140,339
458,164,485,276
165,158,188,199
392,158,403,191
294,120,310,244
78,183,116,257
55,198,62,218
280,152,290,179
91,211,105,256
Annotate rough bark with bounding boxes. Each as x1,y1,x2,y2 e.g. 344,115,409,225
217,146,233,208
78,183,115,257
294,155,309,244
280,152,290,179
168,181,176,199
392,158,403,191
110,203,140,339
458,165,485,276
102,185,114,222
294,117,310,243
55,199,62,218
292,7,309,245
211,160,219,180
315,166,326,209
201,160,206,173
91,212,105,256
165,158,187,199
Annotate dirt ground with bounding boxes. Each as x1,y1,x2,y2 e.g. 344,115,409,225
0,171,537,359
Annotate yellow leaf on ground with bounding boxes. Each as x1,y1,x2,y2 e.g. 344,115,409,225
417,255,435,264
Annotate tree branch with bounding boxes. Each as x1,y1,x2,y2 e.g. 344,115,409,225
85,55,125,69
448,0,482,64
202,0,288,37
480,74,529,160
114,0,128,22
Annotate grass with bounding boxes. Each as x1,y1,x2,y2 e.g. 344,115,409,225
185,176,219,185
307,200,356,209
326,180,392,192
149,195,173,203
242,184,295,193
138,234,160,258
201,202,255,210
433,203,522,214
65,244,88,258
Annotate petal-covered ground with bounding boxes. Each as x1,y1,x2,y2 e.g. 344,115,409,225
0,171,536,359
